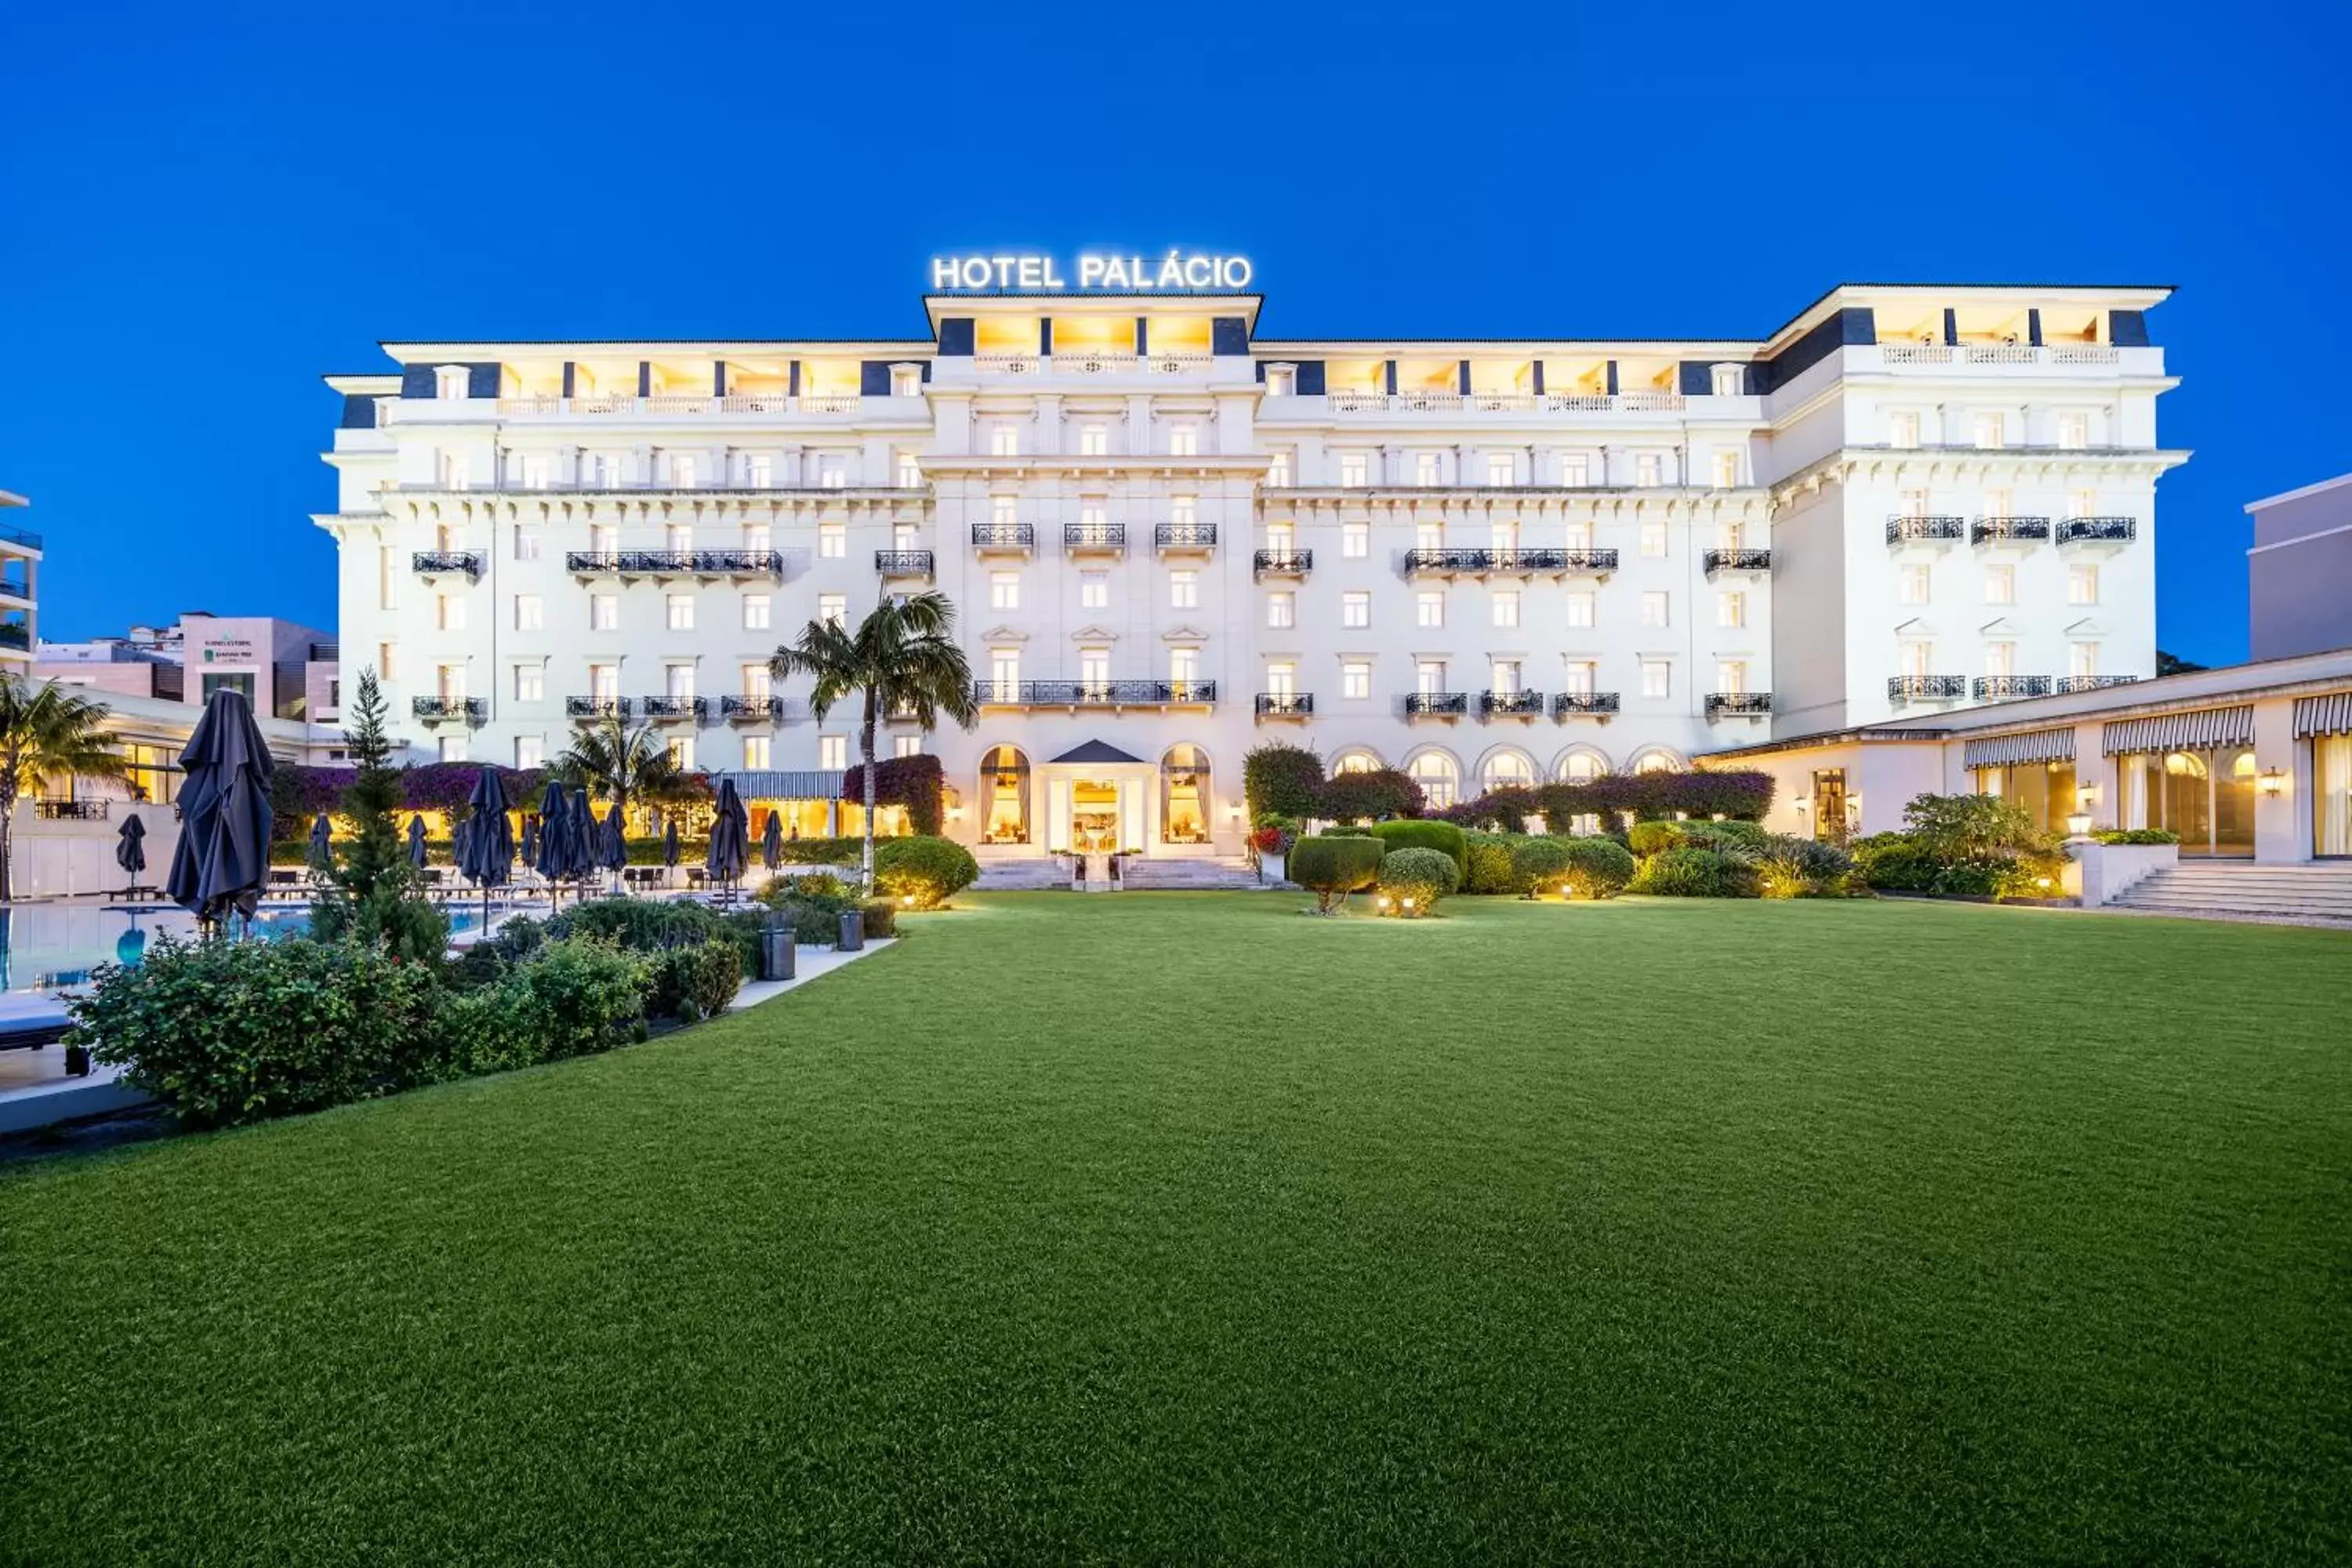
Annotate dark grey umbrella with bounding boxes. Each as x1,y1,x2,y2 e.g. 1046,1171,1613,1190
601,802,628,891
520,813,539,868
406,814,428,869
532,783,568,904
663,817,681,873
306,812,333,875
115,814,148,888
459,767,515,925
568,788,596,888
761,808,783,873
165,688,276,928
706,777,750,898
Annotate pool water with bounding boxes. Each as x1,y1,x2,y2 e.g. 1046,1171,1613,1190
0,904,495,995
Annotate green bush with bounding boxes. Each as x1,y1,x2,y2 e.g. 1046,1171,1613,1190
1755,835,1857,898
433,938,650,1076
1243,740,1327,819
1629,847,1759,898
1289,834,1387,913
2095,827,2180,845
1365,819,1469,878
1628,820,1685,858
857,898,898,939
1559,837,1638,900
760,871,850,905
1902,793,2052,860
539,897,759,972
872,835,978,909
761,835,865,867
1992,851,2071,901
1375,847,1459,916
1684,819,1771,856
1852,833,1940,891
74,935,443,1129
1508,837,1576,897
1461,833,1524,895
646,938,745,1022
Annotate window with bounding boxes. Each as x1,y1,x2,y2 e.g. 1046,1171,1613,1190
666,594,694,631
818,593,845,627
894,451,920,488
520,456,549,490
816,456,848,488
1342,591,1370,629
1490,659,1521,694
1339,452,1369,488
1899,566,1931,606
1897,489,1929,521
1635,453,1661,488
670,452,699,489
666,524,694,557
1640,591,1669,627
1717,590,1747,628
1416,590,1445,628
742,736,771,769
1984,488,2012,521
989,649,1020,696
1984,565,2016,605
586,452,622,488
891,365,921,397
1267,591,1296,630
1560,454,1590,486
2070,641,2100,680
590,664,619,700
990,425,1019,457
1491,519,1519,554
515,735,543,769
1563,659,1596,695
589,524,617,557
377,641,396,681
990,572,1020,611
1416,452,1443,487
1985,641,2016,678
668,736,695,771
744,523,771,554
514,665,543,702
438,735,467,762
1415,521,1443,553
749,455,775,489
499,593,536,632
1711,364,1744,397
1170,495,1198,528
743,594,771,630
665,664,696,700
1566,593,1595,629
1081,572,1109,609
1973,411,2006,449
1167,423,1198,456
1640,659,1671,700
1265,521,1295,556
1640,521,1668,557
514,528,541,561
1081,646,1111,685
437,593,466,632
1900,641,1933,681
1265,661,1296,695
892,734,922,760
1267,449,1294,487
434,365,468,400
1888,411,1920,448
739,664,771,702
1170,647,1199,685
1493,590,1520,629
2067,489,2098,519
1416,660,1447,694
2057,412,2089,450
818,523,846,559
1711,452,1740,488
1717,659,1748,695
818,735,848,770
2069,564,2100,605
590,593,618,631
1265,365,1298,396
1409,752,1457,810
1170,569,1198,609
1079,424,1108,457
1342,661,1371,700
1342,521,1369,558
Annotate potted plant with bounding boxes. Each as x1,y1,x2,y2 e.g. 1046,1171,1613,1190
1250,817,1298,885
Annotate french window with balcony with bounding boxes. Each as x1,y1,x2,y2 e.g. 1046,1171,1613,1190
1718,659,1748,695
894,451,920,488
1416,660,1447,695
1081,647,1111,687
2070,642,2100,680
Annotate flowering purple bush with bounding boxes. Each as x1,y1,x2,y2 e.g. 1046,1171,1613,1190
1426,770,1776,835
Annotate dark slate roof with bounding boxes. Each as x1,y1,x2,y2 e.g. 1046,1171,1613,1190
1047,740,1145,765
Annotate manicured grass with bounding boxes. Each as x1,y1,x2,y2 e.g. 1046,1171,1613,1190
5,894,2350,1563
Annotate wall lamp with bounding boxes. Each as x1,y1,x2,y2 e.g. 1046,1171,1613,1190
2259,767,2287,798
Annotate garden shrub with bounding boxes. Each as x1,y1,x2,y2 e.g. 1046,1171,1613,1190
1508,837,1575,897
74,935,443,1129
1559,837,1637,900
1628,846,1759,898
1365,819,1468,878
1375,847,1458,916
764,835,866,867
2094,827,2180,845
872,835,978,909
1852,833,1940,891
1991,850,2071,900
1243,741,1327,819
840,754,946,835
1755,835,1857,898
1289,834,1386,913
433,938,650,1076
761,871,850,904
646,938,745,1022
857,898,898,939
540,897,759,972
1628,821,1684,858
1461,833,1523,895
1316,767,1425,823
1684,819,1771,855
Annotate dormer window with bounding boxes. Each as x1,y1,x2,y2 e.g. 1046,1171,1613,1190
1711,364,1744,397
1265,363,1298,397
889,363,922,398
434,365,470,401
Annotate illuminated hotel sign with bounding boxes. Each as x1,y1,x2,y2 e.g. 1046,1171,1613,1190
930,252,1253,292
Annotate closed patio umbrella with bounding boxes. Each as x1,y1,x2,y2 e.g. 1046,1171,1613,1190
459,767,515,927
520,813,539,869
568,788,596,894
761,809,783,873
663,818,681,888
305,812,333,879
601,802,628,892
115,813,149,893
165,688,276,930
532,783,568,906
406,814,428,869
706,777,750,902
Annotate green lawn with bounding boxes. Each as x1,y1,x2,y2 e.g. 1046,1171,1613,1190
5,894,2350,1564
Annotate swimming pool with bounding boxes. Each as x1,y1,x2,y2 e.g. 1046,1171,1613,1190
0,903,499,995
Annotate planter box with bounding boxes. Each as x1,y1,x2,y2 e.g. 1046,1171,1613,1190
2064,840,2177,906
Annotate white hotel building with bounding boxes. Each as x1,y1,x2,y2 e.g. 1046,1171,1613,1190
316,273,2179,863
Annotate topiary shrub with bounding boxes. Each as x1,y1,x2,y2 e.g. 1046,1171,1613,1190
872,835,978,909
74,935,443,1129
1508,837,1575,898
1461,833,1523,895
1629,846,1759,898
1375,847,1458,916
1559,837,1638,900
1316,767,1425,823
1243,741,1327,819
1365,819,1468,878
1755,835,1857,898
1289,834,1387,913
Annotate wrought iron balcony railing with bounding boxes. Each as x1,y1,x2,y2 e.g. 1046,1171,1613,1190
412,695,486,721
1252,549,1312,575
1403,691,1471,716
34,799,109,820
566,696,633,718
2057,517,2136,545
1705,692,1773,718
1551,691,1621,717
1886,515,1965,544
874,550,935,576
1064,524,1126,552
1254,692,1314,717
2056,674,2140,693
1403,548,1488,572
563,550,782,575
1559,547,1620,572
411,550,485,575
641,695,708,720
1703,549,1774,575
720,695,785,722
1973,675,2053,700
971,523,1035,550
1888,674,1969,702
1479,689,1546,717
971,680,1217,706
0,624,28,652
1972,517,2052,546
1154,523,1218,551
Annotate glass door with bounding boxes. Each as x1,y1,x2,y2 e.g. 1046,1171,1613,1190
2318,734,2352,858
2137,749,2253,858
2214,749,2257,857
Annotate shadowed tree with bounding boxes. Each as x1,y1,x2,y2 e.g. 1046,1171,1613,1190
0,675,130,900
771,591,977,890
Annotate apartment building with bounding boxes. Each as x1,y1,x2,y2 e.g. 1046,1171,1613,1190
0,489,38,667
315,265,2179,862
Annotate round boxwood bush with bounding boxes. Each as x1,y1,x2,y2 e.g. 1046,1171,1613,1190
1290,833,1387,913
1559,837,1637,899
1461,833,1523,895
1375,846,1459,916
871,835,979,909
1365,819,1469,879
1509,837,1576,897
1628,845,1759,898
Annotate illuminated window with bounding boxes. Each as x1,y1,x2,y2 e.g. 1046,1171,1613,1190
818,523,846,558
1493,590,1520,629
743,736,771,769
1973,412,2005,448
668,735,695,771
1416,660,1446,694
1560,454,1590,486
1717,590,1746,628
818,594,845,627
1417,591,1444,628
1267,449,1294,487
2070,564,2100,605
1170,570,1198,609
1342,521,1369,557
817,456,848,488
1985,641,2016,678
894,451,920,488
665,665,695,700
891,365,921,397
520,456,550,490
1342,661,1371,699
1717,659,1748,695
1889,412,1919,447
818,734,847,770
1899,566,1930,606
1080,424,1108,456
1081,572,1109,609
1635,453,1661,487
1342,591,1370,629
750,455,775,489
2058,412,2089,449
1563,660,1596,695
993,495,1018,528
437,593,466,632
895,735,922,759
1266,590,1294,630
1409,751,1458,810
1339,452,1369,488
377,641,396,681
1566,592,1595,629
1265,662,1296,695
740,664,771,699
1640,521,1668,557
990,572,1019,611
515,735,543,769
666,594,694,631
743,594,771,630
1984,565,2015,605
991,425,1020,457
1711,451,1740,488
590,594,618,630
1168,423,1198,456
1641,659,1670,700
2070,641,2099,680
1486,454,1515,487
1490,660,1521,695
1416,452,1443,486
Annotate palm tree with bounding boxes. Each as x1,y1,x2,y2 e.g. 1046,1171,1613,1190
551,713,683,826
771,591,977,890
0,675,132,901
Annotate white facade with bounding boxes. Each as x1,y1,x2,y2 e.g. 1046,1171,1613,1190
0,489,38,668
315,277,2180,859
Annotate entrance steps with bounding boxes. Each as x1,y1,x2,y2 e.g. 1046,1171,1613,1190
1118,856,1262,891
975,858,1073,891
2110,862,2352,923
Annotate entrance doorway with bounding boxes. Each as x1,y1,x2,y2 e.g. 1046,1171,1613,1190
1070,780,1121,853
2131,747,2256,857
1810,768,1849,844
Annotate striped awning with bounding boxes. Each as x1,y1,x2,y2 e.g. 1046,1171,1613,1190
2292,691,2352,739
1962,728,2076,769
2101,706,2256,757
711,769,843,799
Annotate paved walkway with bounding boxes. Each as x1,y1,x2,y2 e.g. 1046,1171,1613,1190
728,938,895,1011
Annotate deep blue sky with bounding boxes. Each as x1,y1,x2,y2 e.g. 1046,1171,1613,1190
4,1,2345,662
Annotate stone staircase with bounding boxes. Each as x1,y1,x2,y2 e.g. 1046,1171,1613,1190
1117,856,1264,891
975,858,1074,891
2110,862,2352,924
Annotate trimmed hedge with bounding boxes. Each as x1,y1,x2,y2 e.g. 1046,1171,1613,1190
2095,827,2180,845
872,835,978,909
1290,835,1387,913
1508,837,1574,897
1365,819,1469,878
1376,848,1459,916
1559,837,1637,900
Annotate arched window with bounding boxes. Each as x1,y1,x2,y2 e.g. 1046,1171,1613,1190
1555,748,1608,783
1629,747,1684,775
1481,750,1535,792
1407,750,1459,810
1330,748,1383,775
1162,744,1212,844
979,745,1029,844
